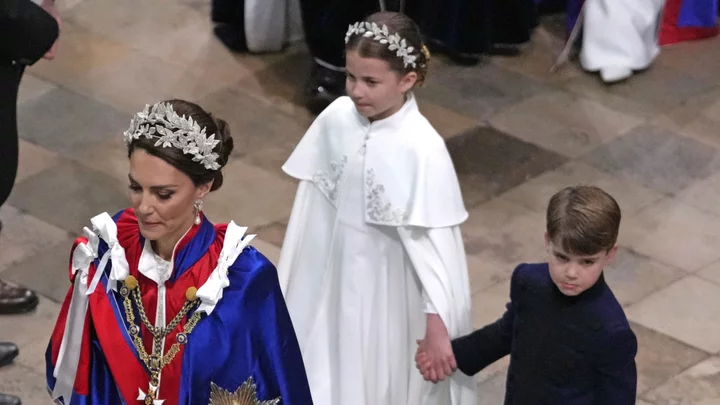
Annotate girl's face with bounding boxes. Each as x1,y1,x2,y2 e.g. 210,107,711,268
345,49,417,121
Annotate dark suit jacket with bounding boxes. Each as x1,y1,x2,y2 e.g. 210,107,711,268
0,0,59,65
452,263,637,405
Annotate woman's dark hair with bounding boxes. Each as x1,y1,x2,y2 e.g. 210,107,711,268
345,11,430,86
127,99,234,192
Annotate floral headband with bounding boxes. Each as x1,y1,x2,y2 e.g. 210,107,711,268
345,21,419,68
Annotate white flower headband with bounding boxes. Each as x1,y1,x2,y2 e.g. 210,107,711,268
345,21,419,68
123,102,221,171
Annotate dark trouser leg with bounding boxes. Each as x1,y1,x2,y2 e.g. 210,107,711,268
300,0,380,113
211,0,248,51
0,63,23,210
0,63,39,315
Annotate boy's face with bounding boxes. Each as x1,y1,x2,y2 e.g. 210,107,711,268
545,233,618,297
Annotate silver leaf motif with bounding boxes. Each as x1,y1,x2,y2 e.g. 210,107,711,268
344,21,418,68
312,156,349,205
365,169,405,224
123,102,222,171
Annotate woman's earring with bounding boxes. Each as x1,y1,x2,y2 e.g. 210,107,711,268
194,200,203,225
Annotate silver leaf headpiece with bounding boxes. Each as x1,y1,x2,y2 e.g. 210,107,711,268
345,21,418,68
123,102,221,171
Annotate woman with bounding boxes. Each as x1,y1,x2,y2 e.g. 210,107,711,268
45,100,313,405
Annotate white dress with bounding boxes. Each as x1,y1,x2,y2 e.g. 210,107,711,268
278,94,477,405
579,0,667,82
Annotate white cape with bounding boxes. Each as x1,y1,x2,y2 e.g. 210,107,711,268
579,0,667,82
278,95,477,405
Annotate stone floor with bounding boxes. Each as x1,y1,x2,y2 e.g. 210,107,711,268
2,0,720,404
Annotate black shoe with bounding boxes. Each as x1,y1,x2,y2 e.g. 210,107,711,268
0,342,18,368
305,63,346,115
0,393,20,405
0,280,39,315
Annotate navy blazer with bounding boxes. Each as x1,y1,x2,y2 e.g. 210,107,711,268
452,263,637,405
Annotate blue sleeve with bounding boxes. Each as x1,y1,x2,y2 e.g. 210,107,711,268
450,263,525,375
596,327,638,405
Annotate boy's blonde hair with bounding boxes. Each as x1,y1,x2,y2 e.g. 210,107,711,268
546,186,621,255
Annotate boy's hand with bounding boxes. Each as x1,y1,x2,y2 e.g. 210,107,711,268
415,314,457,383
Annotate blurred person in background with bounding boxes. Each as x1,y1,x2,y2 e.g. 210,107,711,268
0,0,60,403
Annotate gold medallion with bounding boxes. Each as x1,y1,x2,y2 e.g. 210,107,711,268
209,377,281,405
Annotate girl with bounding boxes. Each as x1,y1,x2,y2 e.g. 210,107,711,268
277,11,477,405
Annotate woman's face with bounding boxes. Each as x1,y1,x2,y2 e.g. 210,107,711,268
128,148,211,243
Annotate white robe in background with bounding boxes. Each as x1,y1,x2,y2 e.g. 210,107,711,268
277,94,477,405
244,0,303,52
579,0,667,82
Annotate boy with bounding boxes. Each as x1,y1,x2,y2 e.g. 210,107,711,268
417,185,637,405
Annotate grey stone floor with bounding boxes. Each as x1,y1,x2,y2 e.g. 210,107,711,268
1,0,720,403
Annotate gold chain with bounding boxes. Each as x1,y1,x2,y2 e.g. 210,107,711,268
120,280,203,405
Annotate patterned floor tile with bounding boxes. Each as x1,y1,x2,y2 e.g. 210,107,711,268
476,369,509,405
676,172,720,217
418,99,479,140
203,160,298,229
564,63,712,117
620,198,720,272
17,73,57,105
0,206,70,273
447,125,567,207
1,238,76,303
70,137,130,185
472,279,512,330
15,140,61,184
491,26,584,84
657,36,720,84
697,261,720,288
605,248,686,307
198,85,310,168
63,0,272,83
632,322,710,394
0,363,55,405
7,161,128,233
643,357,720,405
17,86,128,157
232,49,318,119
501,161,664,216
581,124,720,195
653,87,720,150
254,220,288,248
489,91,644,157
462,198,547,276
466,255,514,295
627,276,720,354
26,21,235,116
418,59,550,120
0,297,61,348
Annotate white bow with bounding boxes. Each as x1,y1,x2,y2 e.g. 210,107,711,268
86,213,129,294
196,222,255,314
52,227,100,403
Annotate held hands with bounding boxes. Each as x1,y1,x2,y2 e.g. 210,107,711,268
415,314,456,383
40,0,62,60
